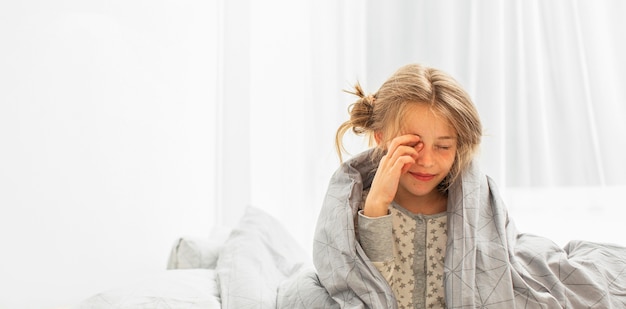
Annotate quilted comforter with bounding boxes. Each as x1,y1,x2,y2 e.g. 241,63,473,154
280,149,626,308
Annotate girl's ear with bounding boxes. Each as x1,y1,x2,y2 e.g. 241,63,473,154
374,131,383,145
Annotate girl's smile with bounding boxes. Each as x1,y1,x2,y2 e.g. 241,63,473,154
409,172,437,182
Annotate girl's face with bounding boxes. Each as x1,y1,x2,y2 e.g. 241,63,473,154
391,104,457,205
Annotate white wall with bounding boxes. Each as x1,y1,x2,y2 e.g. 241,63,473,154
0,2,217,308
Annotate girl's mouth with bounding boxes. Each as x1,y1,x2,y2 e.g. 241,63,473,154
410,172,436,182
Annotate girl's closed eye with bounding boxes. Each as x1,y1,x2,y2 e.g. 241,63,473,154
435,145,452,150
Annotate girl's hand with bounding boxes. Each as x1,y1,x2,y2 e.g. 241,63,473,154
363,134,422,217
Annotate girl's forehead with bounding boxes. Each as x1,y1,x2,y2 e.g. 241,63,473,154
399,104,456,135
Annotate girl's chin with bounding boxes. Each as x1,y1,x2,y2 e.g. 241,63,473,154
400,176,444,197
412,189,438,197
403,185,439,197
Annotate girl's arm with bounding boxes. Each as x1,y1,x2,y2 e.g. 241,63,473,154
357,211,395,283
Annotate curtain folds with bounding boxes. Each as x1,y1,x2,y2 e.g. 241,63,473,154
363,0,625,187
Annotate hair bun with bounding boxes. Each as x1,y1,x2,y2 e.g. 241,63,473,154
349,90,375,134
335,83,378,161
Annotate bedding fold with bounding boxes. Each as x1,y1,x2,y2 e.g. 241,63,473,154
217,149,626,308
297,148,626,308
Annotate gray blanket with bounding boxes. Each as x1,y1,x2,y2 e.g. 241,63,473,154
280,149,626,308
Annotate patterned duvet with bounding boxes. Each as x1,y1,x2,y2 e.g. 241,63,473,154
281,149,626,308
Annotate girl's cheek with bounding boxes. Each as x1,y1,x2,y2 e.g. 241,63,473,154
439,151,456,163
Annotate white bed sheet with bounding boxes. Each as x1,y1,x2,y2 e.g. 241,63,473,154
74,269,220,309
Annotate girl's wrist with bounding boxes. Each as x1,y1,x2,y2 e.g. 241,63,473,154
363,197,390,217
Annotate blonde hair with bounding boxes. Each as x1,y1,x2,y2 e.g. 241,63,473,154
336,63,482,188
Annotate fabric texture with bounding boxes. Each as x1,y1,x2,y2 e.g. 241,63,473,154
167,235,228,270
215,206,310,309
304,148,626,308
358,205,447,308
74,269,221,309
75,149,626,309
357,210,394,262
312,149,398,308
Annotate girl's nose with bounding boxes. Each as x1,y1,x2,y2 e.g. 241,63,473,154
417,146,434,167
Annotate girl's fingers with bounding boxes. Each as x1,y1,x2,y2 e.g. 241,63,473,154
368,134,422,212
395,156,416,174
369,153,414,207
380,150,416,177
386,134,421,159
388,134,421,149
379,134,422,173
386,146,419,168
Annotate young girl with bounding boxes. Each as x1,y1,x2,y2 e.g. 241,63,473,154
335,63,481,308
306,63,626,309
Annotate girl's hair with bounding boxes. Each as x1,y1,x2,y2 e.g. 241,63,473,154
335,63,482,189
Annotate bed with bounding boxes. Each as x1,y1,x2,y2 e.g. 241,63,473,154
74,204,626,309
74,153,626,308
74,206,325,309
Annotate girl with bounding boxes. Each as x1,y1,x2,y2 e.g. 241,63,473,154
308,63,626,309
335,63,481,308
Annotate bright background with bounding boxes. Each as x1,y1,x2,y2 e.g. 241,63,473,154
1,1,625,308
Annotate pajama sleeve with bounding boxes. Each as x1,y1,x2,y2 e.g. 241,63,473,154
357,210,395,282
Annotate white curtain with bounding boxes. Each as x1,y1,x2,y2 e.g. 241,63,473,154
362,0,626,187
215,0,626,248
501,0,626,187
215,0,370,247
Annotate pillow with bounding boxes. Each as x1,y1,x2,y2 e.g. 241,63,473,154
215,206,310,308
75,269,220,309
167,233,228,270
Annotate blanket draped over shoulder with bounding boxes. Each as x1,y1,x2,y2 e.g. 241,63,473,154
286,149,626,308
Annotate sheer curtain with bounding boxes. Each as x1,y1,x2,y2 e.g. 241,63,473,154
215,0,369,247
502,0,626,187
215,0,626,248
363,0,626,188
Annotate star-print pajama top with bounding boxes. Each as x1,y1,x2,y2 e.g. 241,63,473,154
358,200,447,309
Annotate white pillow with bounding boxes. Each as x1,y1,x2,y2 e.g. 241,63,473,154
167,236,226,270
215,206,310,308
74,269,220,309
